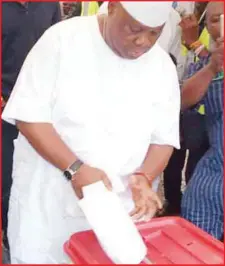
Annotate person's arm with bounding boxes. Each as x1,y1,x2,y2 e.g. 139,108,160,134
129,144,173,221
3,28,73,171
16,122,77,171
179,15,209,58
181,38,224,110
138,144,173,181
129,60,180,220
181,64,215,110
140,61,180,181
2,27,111,199
16,121,112,199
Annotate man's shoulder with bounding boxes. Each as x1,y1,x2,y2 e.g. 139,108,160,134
144,44,180,100
45,16,93,40
155,45,180,95
149,43,178,74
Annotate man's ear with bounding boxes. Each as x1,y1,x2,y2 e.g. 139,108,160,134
108,1,118,16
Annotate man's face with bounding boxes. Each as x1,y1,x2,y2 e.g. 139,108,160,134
206,2,224,41
105,2,164,60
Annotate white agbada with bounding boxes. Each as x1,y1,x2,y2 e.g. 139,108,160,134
2,16,180,263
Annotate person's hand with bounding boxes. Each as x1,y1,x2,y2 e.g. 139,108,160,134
179,14,199,47
129,174,162,222
71,164,112,199
208,37,224,75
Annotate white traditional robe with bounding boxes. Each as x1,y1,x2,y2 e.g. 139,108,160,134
2,16,180,263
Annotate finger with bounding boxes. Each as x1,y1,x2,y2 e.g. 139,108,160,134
155,196,163,210
102,176,112,191
144,205,157,222
74,187,83,199
151,193,163,209
129,206,141,217
131,206,147,221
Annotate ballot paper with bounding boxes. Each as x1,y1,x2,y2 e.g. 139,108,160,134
79,181,147,264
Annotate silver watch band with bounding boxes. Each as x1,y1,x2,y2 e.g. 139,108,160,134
64,159,84,180
68,159,83,175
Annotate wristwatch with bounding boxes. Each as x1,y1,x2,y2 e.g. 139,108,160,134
63,159,84,181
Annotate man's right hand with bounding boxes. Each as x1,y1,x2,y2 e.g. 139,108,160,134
71,164,112,199
208,37,224,75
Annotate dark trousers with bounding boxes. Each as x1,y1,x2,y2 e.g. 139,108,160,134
2,119,18,247
164,148,186,210
164,142,209,210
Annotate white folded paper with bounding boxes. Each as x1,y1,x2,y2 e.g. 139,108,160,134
79,181,147,264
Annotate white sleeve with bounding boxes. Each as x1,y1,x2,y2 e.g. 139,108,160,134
2,27,60,125
151,61,181,150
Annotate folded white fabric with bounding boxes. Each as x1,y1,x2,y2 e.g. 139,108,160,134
79,181,147,264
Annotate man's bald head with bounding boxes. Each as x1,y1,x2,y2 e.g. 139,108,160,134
206,1,224,41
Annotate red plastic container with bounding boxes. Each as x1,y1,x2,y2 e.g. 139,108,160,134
64,217,224,264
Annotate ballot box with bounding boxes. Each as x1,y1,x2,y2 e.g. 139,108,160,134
64,217,224,264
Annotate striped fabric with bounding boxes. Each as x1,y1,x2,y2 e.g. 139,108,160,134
181,56,224,240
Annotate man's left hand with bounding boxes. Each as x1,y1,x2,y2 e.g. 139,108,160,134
129,174,162,222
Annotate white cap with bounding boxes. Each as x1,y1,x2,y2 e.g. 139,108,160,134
120,1,173,27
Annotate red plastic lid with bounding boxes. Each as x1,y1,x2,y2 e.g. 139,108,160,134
64,217,224,264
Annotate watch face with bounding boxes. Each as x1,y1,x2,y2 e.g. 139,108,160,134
64,170,72,181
